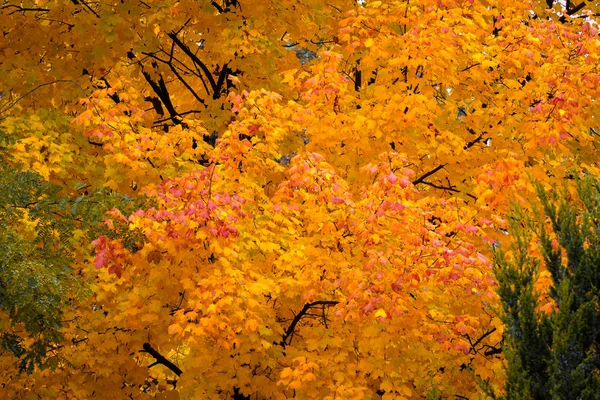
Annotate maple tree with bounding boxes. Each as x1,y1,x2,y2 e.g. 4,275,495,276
0,0,599,398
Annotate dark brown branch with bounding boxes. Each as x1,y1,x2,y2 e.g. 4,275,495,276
213,63,231,100
142,50,207,107
141,343,182,376
157,75,177,115
354,60,362,91
169,54,212,96
167,32,218,96
37,16,75,28
152,109,203,125
464,133,485,150
211,1,224,13
469,328,497,350
79,0,100,18
546,103,557,122
280,301,338,347
1,5,50,14
144,96,164,116
412,164,447,186
483,345,503,356
461,63,480,72
71,0,100,18
173,18,192,36
566,0,587,15
0,80,86,116
327,3,342,13
570,12,600,18
98,77,120,103
140,65,180,123
166,43,207,105
87,139,103,147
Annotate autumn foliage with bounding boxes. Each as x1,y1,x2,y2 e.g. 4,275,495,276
1,0,599,398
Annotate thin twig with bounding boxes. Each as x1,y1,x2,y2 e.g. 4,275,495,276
0,80,86,116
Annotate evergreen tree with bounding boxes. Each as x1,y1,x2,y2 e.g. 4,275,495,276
494,177,600,399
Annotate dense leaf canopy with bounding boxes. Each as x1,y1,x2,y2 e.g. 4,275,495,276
0,0,599,398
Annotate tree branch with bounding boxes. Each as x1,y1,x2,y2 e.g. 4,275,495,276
1,5,50,14
469,328,497,350
461,63,481,72
167,32,218,96
280,301,338,347
141,343,182,376
0,80,86,116
412,164,447,186
142,49,207,108
140,65,180,123
566,0,587,15
420,181,460,193
464,133,485,150
213,63,231,100
75,0,100,18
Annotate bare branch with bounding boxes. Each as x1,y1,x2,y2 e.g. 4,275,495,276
167,32,218,96
75,0,100,18
464,133,485,150
412,164,447,186
1,5,50,14
461,63,481,72
566,0,587,16
419,181,460,193
142,50,207,108
0,80,86,116
141,343,182,376
280,301,339,347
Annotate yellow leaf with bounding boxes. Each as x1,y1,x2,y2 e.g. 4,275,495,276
301,372,316,382
288,380,302,390
380,380,393,392
333,371,345,383
245,319,259,331
168,324,182,335
280,367,293,379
